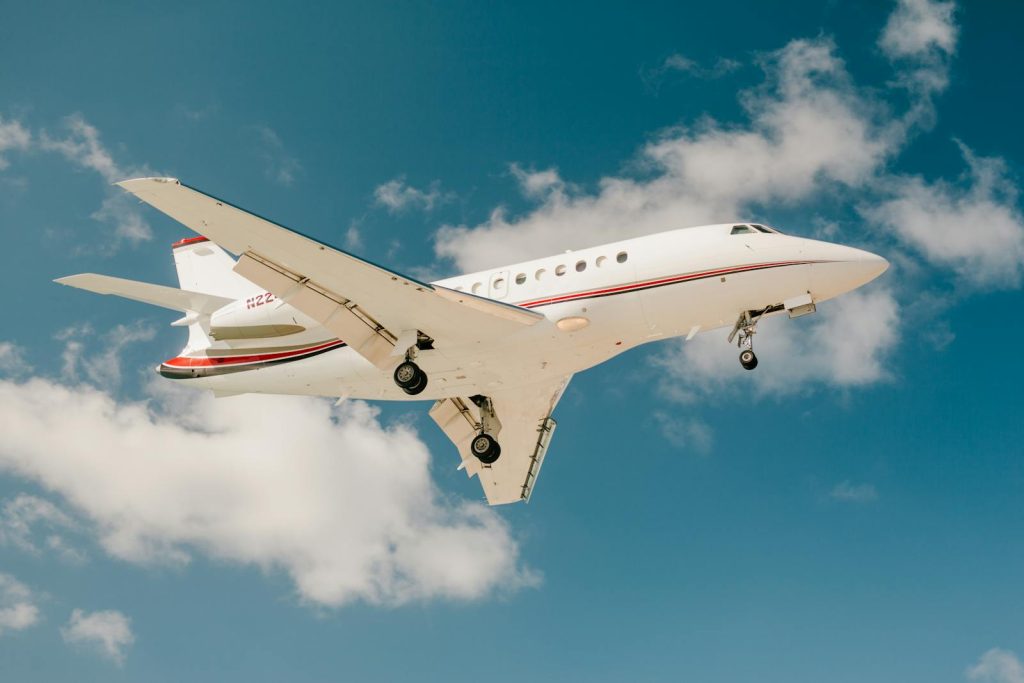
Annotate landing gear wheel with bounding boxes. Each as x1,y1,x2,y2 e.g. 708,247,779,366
394,361,428,395
739,349,758,371
470,433,501,464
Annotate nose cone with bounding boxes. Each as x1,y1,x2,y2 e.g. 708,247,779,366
809,244,889,302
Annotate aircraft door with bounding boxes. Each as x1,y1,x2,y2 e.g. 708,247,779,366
489,271,510,299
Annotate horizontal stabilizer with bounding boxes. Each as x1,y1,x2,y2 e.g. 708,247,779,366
54,274,233,315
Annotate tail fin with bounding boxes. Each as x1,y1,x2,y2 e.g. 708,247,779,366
172,236,259,299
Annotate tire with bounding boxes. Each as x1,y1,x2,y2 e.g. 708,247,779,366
402,369,428,395
393,361,420,389
739,349,758,370
471,433,501,464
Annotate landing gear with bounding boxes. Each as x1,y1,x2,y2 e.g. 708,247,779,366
728,309,769,372
470,433,501,464
393,360,428,395
468,395,503,465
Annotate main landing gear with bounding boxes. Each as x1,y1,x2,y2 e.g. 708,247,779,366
469,395,502,465
393,360,428,395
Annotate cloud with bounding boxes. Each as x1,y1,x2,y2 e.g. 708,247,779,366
968,649,1024,683
0,376,535,608
880,0,958,60
253,125,302,186
652,412,713,455
0,115,31,170
436,36,900,272
655,288,900,400
864,142,1024,288
375,177,450,213
40,114,154,247
61,609,134,665
0,573,41,636
829,481,879,503
0,494,87,563
41,114,124,183
642,53,742,89
0,341,30,375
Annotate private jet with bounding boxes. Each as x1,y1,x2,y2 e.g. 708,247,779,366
57,178,889,504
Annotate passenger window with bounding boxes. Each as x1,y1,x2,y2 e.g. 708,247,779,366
535,268,546,280
471,282,482,294
555,264,567,276
515,273,526,285
596,255,607,267
731,225,756,235
616,251,628,263
576,260,586,272
454,285,464,291
493,277,505,288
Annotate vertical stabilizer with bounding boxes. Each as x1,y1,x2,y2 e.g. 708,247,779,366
171,236,259,300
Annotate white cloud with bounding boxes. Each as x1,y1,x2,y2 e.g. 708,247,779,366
0,115,31,170
0,376,535,608
652,412,713,455
655,288,900,400
41,114,123,183
968,649,1024,683
864,142,1024,288
40,114,154,246
253,125,302,186
61,609,134,665
829,481,879,503
0,494,86,563
375,177,450,213
436,37,899,272
0,341,30,375
82,322,157,388
880,0,958,60
0,573,41,636
643,53,742,88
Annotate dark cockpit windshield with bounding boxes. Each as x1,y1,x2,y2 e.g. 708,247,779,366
731,223,783,235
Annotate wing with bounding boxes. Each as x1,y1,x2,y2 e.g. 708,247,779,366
117,178,544,367
430,376,571,505
55,274,232,315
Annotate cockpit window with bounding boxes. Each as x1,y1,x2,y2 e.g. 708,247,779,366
730,224,756,235
751,223,782,234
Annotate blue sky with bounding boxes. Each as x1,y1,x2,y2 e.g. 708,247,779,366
1,0,1023,680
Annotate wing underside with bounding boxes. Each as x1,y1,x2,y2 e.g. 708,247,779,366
430,376,572,505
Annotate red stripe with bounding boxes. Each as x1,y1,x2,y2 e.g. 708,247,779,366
172,235,210,249
518,260,817,308
164,340,344,368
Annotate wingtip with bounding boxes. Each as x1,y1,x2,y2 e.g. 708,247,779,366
115,177,181,191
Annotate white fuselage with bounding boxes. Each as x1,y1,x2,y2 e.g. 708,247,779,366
160,223,888,399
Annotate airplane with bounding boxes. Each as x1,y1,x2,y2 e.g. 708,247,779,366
56,178,889,505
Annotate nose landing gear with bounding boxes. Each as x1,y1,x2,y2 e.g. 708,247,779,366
728,309,772,371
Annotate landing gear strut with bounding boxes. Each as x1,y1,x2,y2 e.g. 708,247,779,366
469,395,503,465
728,310,767,371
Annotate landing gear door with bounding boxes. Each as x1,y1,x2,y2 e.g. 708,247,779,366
489,271,510,299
